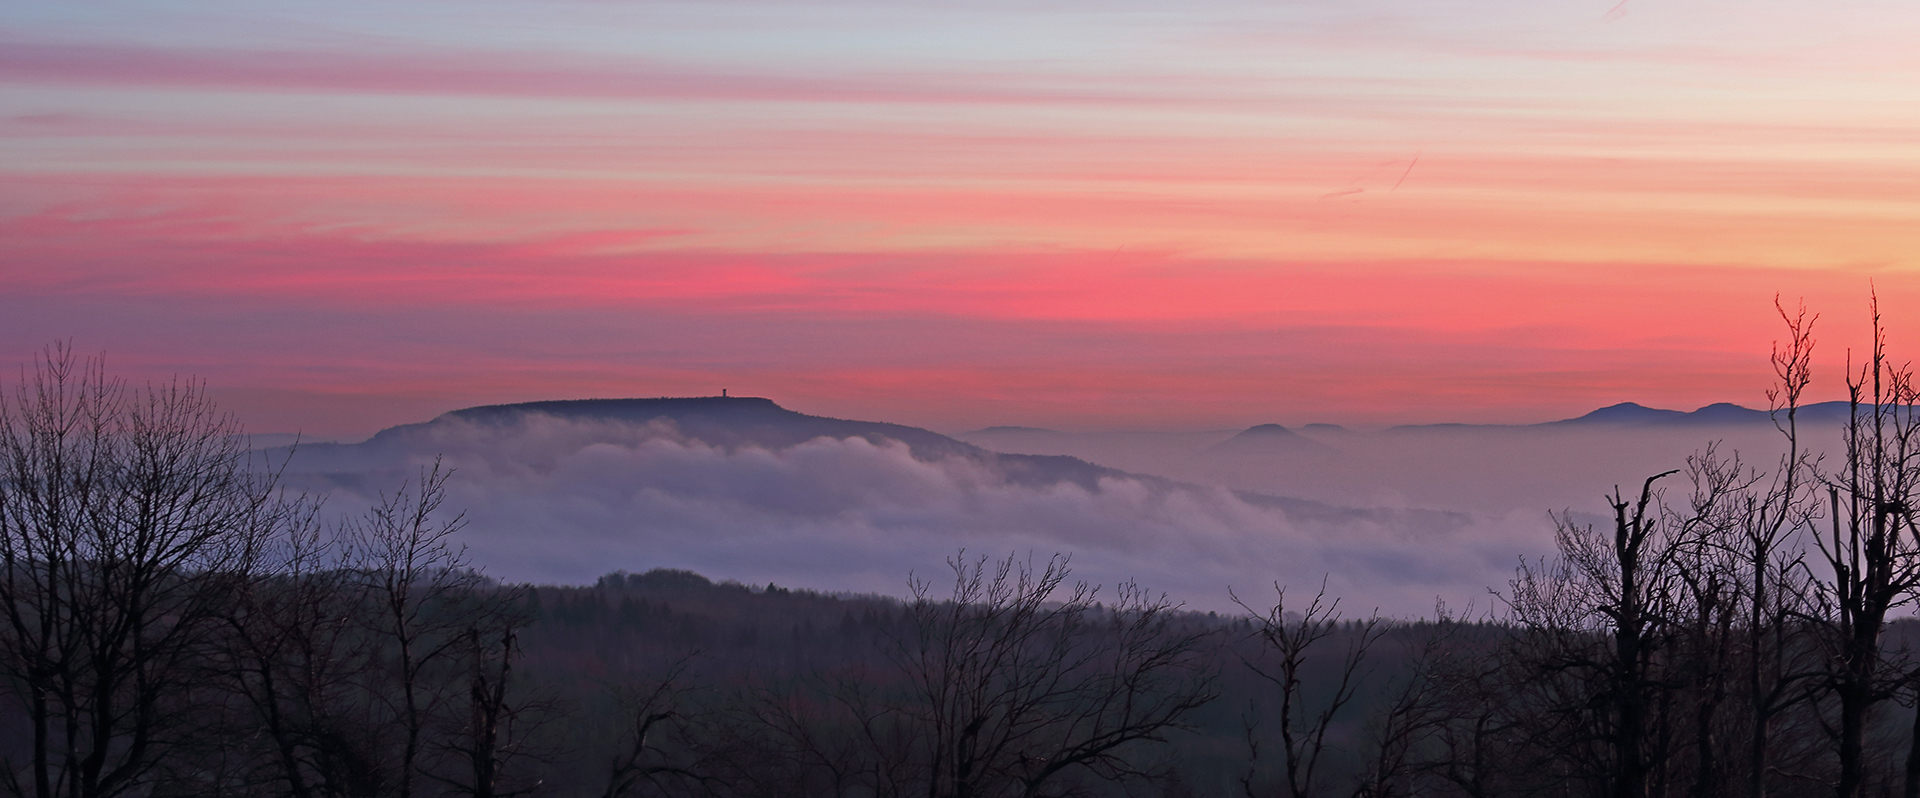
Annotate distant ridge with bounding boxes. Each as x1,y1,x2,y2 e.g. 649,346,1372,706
1689,402,1772,424
1547,401,1690,426
970,425,1060,435
1237,423,1297,436
1386,400,1864,431
1548,400,1862,427
1204,423,1333,456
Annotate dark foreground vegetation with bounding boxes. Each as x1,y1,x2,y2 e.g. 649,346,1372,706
14,300,1920,797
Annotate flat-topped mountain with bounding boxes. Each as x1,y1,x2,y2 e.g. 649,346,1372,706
293,396,1132,491
376,396,975,459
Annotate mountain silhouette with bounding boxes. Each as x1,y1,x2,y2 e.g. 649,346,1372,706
1547,401,1689,426
1203,424,1335,456
293,396,1123,491
1548,400,1872,427
1379,400,1864,432
398,396,975,458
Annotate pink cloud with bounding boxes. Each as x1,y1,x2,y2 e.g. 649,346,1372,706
4,181,1906,438
0,40,1299,108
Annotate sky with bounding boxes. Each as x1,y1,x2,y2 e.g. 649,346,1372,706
6,0,1920,439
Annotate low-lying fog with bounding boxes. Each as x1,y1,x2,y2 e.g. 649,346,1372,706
274,400,1833,617
956,419,1805,519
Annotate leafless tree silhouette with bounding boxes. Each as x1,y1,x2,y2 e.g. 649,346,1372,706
0,345,290,798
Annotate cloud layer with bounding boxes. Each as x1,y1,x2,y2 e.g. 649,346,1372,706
283,413,1537,616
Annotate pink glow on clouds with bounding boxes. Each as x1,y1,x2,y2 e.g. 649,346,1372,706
6,192,1912,438
6,181,1901,334
0,41,1216,107
5,0,1920,436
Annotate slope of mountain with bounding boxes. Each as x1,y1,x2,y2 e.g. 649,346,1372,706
1547,401,1691,426
1203,424,1334,456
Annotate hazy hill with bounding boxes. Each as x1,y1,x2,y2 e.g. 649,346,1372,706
1390,399,1855,431
1202,423,1334,456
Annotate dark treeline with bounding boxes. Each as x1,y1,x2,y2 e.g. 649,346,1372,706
13,301,1920,798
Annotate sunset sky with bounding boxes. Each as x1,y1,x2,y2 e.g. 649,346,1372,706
6,0,1920,438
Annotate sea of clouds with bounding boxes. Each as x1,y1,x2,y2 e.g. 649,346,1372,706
278,413,1622,617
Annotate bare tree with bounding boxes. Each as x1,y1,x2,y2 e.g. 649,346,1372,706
1349,608,1476,798
217,495,384,798
895,552,1216,798
433,615,542,798
1810,294,1920,798
0,345,289,798
1665,449,1756,798
1233,581,1383,798
0,348,563,797
350,460,492,798
1738,298,1822,798
1415,618,1529,798
1507,470,1680,798
598,660,718,798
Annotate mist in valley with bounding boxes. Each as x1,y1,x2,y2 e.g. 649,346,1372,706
269,396,1834,618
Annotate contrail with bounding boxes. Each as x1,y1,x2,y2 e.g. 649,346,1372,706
1391,155,1420,192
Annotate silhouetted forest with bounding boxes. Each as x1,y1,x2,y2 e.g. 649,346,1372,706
15,302,1920,798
